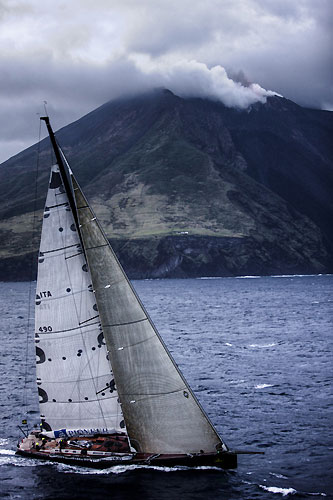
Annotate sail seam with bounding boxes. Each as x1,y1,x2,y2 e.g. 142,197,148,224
85,244,108,250
43,413,121,418
104,318,148,328
40,376,115,384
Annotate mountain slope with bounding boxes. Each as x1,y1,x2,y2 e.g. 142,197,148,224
0,89,332,280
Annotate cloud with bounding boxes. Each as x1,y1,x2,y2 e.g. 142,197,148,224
0,0,331,163
131,57,277,107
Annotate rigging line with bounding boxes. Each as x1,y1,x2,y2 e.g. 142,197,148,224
65,252,83,260
79,315,99,325
23,118,43,425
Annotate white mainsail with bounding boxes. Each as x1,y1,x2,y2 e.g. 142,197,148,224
35,165,124,434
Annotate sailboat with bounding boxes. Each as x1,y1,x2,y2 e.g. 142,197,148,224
16,117,237,469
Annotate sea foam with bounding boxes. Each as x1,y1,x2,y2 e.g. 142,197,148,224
259,485,296,496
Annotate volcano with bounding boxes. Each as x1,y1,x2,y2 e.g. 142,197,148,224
0,89,332,279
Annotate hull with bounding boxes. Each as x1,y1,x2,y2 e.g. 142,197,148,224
16,448,237,469
16,432,237,469
17,433,237,469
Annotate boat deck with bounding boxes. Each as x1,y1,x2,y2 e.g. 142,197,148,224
17,432,237,469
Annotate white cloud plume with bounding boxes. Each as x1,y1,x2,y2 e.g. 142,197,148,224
133,58,278,108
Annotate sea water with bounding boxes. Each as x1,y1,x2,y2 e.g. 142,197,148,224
0,275,332,499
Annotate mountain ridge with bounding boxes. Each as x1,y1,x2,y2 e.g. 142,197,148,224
0,89,332,280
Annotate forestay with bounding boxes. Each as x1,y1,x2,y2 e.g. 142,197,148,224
35,166,124,434
72,177,227,455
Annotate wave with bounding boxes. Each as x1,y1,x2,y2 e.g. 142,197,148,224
0,449,15,456
243,479,327,498
230,379,245,384
0,454,52,467
259,485,297,496
0,453,220,474
269,472,289,479
56,463,221,475
259,484,326,497
249,343,276,348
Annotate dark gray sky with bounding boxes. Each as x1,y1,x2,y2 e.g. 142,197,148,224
0,0,332,163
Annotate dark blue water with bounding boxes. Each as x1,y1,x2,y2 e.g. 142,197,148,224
0,275,332,499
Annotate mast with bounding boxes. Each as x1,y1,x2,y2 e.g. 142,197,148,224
40,117,81,242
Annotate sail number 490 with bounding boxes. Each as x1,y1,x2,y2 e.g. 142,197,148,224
39,326,53,332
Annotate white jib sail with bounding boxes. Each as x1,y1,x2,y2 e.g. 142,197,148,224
35,165,125,434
